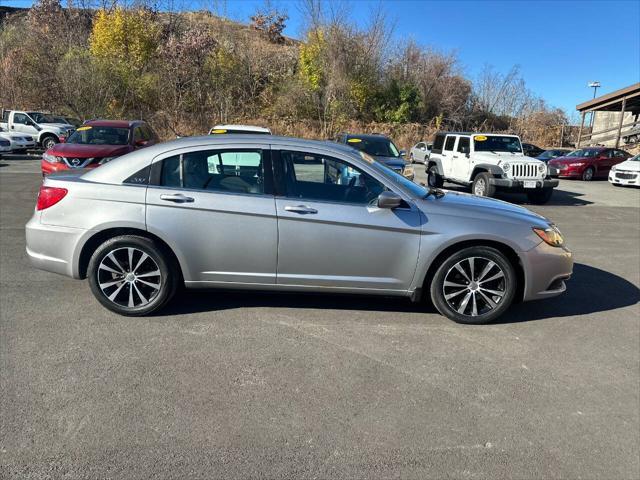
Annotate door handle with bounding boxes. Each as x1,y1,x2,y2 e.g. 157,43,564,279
284,205,318,214
453,155,459,158
160,193,194,203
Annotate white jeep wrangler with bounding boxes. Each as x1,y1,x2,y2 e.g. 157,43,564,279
426,132,558,204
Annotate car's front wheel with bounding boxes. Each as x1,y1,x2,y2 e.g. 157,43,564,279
472,172,496,197
87,235,178,316
430,246,517,324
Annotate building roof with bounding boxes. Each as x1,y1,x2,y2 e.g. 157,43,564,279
576,83,640,113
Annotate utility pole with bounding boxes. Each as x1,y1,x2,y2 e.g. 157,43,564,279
588,82,601,129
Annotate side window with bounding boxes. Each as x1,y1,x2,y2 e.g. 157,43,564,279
432,134,445,152
13,113,28,124
142,125,155,141
416,142,424,149
615,150,627,157
280,150,386,205
159,149,264,195
133,127,144,143
457,137,470,153
444,136,456,151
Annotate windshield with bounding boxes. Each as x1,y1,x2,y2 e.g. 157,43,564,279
473,135,522,153
566,148,601,158
66,126,130,145
630,154,640,162
26,112,58,123
365,157,430,198
347,137,400,157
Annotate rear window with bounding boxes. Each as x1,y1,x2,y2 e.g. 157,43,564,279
444,136,456,151
432,134,445,153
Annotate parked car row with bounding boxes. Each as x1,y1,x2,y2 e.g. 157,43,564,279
1,110,76,150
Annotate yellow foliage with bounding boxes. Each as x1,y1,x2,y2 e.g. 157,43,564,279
298,29,325,91
89,8,159,70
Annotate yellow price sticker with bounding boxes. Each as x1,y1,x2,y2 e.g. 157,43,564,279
76,126,92,131
474,135,487,141
347,138,362,143
210,129,227,134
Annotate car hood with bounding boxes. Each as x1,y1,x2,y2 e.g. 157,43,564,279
372,155,406,168
614,159,640,171
473,151,541,164
48,143,132,158
0,131,33,140
418,189,549,228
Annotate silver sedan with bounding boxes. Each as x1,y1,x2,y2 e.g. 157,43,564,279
409,141,432,164
26,135,573,324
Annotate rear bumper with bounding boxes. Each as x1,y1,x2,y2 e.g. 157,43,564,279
521,241,573,302
25,214,87,279
489,178,559,190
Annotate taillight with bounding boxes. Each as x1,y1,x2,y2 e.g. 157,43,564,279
36,186,68,210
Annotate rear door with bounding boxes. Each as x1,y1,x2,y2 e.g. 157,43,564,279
452,136,470,180
146,142,278,285
272,147,422,291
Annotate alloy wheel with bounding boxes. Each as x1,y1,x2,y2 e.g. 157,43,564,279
442,256,507,317
474,178,486,196
97,247,162,308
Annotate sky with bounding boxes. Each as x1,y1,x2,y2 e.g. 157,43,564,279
3,0,639,120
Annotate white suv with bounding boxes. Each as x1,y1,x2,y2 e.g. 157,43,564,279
426,132,558,204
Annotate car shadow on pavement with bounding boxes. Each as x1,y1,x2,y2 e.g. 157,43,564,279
159,263,638,323
443,183,593,206
496,262,639,323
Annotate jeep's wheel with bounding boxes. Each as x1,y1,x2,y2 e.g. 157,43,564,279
88,235,179,316
527,187,553,205
428,165,444,188
41,135,58,150
472,172,495,197
430,246,517,324
582,167,595,181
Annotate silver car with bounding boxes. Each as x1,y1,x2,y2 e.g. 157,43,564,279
409,141,432,164
26,135,573,324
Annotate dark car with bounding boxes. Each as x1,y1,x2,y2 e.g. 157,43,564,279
548,147,631,181
41,119,159,176
536,149,571,163
336,133,414,180
522,143,545,158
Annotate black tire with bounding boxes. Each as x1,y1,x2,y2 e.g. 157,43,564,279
87,235,179,316
430,246,517,324
471,172,495,197
581,166,595,181
526,187,553,205
427,165,444,188
41,135,58,150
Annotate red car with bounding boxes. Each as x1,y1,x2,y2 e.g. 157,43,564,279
548,147,631,181
41,120,158,175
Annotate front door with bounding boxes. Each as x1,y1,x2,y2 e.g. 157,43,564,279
12,113,39,136
442,135,458,178
273,148,422,292
146,144,278,285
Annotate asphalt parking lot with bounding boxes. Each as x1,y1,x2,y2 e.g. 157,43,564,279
1,154,639,479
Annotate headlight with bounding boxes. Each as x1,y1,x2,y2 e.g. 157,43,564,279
42,152,60,163
533,225,564,247
538,163,546,174
99,156,116,164
502,162,510,172
611,165,617,172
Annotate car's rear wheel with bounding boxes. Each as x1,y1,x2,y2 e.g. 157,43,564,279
430,246,517,324
526,187,553,204
582,167,594,181
88,235,178,316
472,172,495,197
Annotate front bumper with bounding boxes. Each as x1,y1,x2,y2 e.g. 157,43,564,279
609,172,640,186
489,177,559,190
521,240,573,302
11,141,36,151
25,214,87,278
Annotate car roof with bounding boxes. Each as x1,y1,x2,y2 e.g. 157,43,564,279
84,120,141,128
343,133,390,140
211,124,271,134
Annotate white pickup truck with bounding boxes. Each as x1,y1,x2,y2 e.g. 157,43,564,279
426,132,559,204
0,110,75,150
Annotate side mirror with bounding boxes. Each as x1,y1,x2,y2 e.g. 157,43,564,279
399,150,406,157
377,191,402,209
